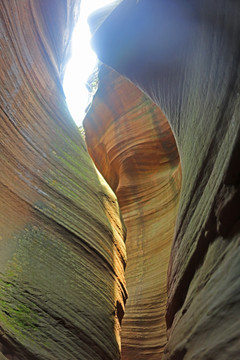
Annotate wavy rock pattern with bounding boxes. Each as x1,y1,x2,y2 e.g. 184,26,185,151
92,0,240,359
0,1,127,359
84,66,181,359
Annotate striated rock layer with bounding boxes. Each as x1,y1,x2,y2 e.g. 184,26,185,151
84,66,181,359
0,1,127,359
92,0,240,359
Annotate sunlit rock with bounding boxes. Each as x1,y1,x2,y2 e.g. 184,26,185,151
0,1,127,359
83,65,181,359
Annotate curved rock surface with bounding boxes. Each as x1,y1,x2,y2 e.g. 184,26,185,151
83,66,181,359
0,1,127,359
92,0,240,359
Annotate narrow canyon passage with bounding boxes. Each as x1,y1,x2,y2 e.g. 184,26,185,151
83,65,181,359
1,0,240,359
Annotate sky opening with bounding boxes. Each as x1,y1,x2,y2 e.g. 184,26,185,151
63,0,117,126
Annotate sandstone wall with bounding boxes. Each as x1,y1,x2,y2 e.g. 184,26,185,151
0,1,127,359
84,66,181,359
92,0,240,359
1,0,240,359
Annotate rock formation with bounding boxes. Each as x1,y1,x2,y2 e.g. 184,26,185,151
1,0,240,359
90,0,240,359
83,65,181,359
0,1,127,359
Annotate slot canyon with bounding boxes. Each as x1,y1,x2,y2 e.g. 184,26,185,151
0,1,239,359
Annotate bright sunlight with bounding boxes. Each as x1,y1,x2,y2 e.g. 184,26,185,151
63,0,118,126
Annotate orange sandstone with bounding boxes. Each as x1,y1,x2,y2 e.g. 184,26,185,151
84,65,181,359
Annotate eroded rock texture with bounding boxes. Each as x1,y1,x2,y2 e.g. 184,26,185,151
0,1,127,359
84,66,181,359
92,0,240,359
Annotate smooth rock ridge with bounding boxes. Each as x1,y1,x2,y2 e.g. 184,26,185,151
84,65,181,359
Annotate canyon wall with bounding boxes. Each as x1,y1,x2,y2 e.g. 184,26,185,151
1,0,240,359
83,66,181,359
0,1,127,359
92,0,240,359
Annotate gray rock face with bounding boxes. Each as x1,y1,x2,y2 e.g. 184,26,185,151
92,0,240,359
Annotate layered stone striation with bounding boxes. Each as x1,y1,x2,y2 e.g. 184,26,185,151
0,1,127,359
92,0,240,359
1,0,240,359
84,66,181,359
